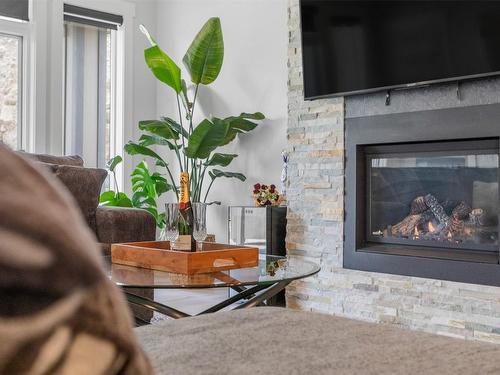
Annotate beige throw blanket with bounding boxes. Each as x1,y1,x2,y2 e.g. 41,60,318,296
0,144,152,374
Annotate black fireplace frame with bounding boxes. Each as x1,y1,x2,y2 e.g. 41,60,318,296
344,104,500,286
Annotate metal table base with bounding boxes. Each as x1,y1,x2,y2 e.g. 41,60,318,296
124,280,291,322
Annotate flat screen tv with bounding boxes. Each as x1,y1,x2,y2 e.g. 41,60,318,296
300,1,500,99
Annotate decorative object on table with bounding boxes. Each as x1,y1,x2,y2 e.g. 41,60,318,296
252,183,283,206
280,150,288,206
179,171,196,251
101,17,265,236
228,205,287,306
192,202,208,251
160,203,180,242
111,241,258,275
266,260,280,276
172,233,215,251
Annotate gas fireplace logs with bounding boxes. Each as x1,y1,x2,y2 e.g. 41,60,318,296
381,194,491,244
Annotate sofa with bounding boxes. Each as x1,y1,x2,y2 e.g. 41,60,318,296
2,145,500,375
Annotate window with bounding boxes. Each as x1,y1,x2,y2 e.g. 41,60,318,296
63,5,123,169
0,0,29,150
0,33,22,149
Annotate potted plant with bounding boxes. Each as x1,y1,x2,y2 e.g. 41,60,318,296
100,17,264,237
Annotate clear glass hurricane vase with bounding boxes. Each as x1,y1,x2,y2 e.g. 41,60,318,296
164,203,180,247
192,202,207,251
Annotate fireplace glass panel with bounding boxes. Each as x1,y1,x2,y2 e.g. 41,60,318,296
367,141,499,252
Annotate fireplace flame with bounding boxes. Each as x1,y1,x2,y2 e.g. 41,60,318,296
414,226,419,237
428,222,435,233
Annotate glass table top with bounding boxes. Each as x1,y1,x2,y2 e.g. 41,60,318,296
107,255,320,289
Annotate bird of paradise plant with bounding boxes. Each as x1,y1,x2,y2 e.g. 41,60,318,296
100,17,264,230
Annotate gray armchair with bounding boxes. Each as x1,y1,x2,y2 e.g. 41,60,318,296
18,152,156,252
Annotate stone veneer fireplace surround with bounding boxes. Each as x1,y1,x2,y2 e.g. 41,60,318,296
345,105,500,286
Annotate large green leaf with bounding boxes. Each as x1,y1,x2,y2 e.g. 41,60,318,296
139,134,170,147
106,155,122,172
180,79,191,118
151,173,170,195
183,17,224,85
124,142,166,164
132,162,156,197
139,120,179,140
115,193,134,207
99,191,116,204
204,153,238,167
227,118,258,132
139,24,157,46
144,45,182,93
218,112,265,146
160,116,189,138
239,112,265,120
99,191,133,207
224,112,265,132
185,119,229,159
220,128,238,147
209,169,246,182
139,134,179,151
130,161,170,228
132,161,172,198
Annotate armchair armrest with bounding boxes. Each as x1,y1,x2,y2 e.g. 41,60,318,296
96,206,156,252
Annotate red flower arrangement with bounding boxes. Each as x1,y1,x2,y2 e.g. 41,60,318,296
252,183,283,206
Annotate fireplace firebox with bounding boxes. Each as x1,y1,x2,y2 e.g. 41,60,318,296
345,105,500,286
367,140,499,255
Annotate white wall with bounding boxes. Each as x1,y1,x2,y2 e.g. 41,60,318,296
128,0,158,174
153,0,288,241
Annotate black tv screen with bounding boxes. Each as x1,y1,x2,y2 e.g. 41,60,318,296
300,0,500,99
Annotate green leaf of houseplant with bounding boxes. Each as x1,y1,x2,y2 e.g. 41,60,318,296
239,112,265,120
183,17,224,85
114,193,134,207
99,191,133,207
151,173,171,195
139,120,179,140
106,155,122,172
139,134,179,151
131,161,172,198
124,142,166,165
144,45,182,93
180,79,191,117
185,119,229,159
218,113,265,146
132,161,157,196
224,112,265,133
160,116,189,138
204,153,238,167
227,118,258,132
209,169,246,181
99,191,117,204
139,24,157,46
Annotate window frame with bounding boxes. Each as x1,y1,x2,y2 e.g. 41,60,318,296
62,0,135,192
0,15,32,151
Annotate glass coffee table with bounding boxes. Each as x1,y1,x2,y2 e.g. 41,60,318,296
108,255,320,320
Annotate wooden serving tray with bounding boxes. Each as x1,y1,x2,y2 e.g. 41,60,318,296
111,241,259,275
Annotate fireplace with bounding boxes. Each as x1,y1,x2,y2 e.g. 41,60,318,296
344,105,500,286
367,140,499,256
